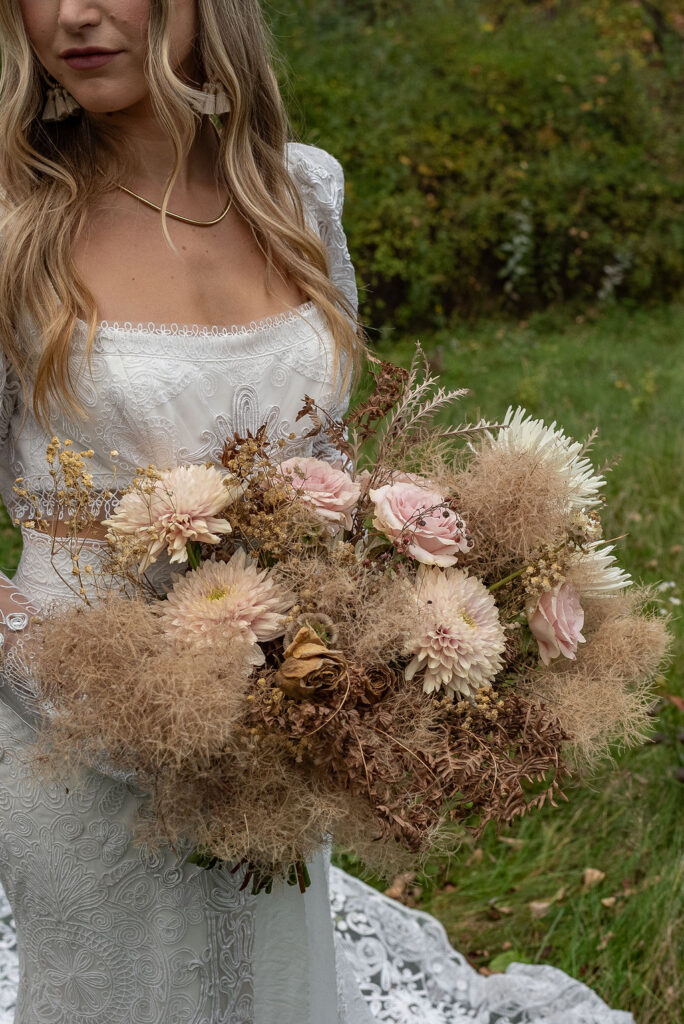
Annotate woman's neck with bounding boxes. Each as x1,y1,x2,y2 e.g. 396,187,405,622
94,102,221,195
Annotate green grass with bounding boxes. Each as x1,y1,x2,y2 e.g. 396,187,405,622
1,302,682,1023
343,301,684,1024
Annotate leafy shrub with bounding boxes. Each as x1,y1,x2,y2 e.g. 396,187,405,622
270,0,684,328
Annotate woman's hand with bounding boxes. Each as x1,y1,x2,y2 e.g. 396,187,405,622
0,572,35,649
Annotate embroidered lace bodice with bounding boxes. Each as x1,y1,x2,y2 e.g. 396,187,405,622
0,143,635,1024
0,143,357,524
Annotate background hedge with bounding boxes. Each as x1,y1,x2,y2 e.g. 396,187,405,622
270,0,684,330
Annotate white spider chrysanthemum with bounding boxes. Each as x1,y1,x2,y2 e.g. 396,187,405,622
567,542,632,598
405,567,506,699
489,407,605,509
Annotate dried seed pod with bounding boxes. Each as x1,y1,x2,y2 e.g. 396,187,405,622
284,612,338,647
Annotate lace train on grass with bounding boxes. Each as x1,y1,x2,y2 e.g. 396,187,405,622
0,868,635,1024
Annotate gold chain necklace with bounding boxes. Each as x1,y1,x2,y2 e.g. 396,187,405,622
114,180,232,226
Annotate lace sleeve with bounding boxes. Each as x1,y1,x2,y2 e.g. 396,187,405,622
286,141,359,326
0,353,40,722
286,142,358,463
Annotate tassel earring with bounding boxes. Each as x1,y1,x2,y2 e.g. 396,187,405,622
187,77,231,116
42,79,81,122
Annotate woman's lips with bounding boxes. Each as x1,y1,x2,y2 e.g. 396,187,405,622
63,52,122,71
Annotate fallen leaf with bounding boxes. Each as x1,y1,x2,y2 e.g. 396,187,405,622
529,900,552,919
583,868,606,888
502,941,513,951
665,694,684,714
384,872,415,901
601,897,617,908
489,949,529,973
486,898,513,921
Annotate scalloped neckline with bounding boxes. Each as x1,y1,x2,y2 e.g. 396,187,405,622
76,300,319,340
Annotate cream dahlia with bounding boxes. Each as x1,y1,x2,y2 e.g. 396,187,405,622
104,465,243,572
405,566,506,698
489,407,605,509
567,542,632,598
159,549,294,660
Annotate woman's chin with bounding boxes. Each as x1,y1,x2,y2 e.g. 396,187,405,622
69,86,151,118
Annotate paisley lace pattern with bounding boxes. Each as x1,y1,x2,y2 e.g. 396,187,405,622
329,868,634,1024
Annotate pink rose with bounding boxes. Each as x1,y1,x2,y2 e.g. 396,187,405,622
368,480,470,567
527,582,586,666
277,457,361,530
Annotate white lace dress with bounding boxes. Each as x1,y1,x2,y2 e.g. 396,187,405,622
0,143,634,1024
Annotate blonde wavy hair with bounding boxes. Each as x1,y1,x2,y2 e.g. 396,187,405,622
0,0,364,428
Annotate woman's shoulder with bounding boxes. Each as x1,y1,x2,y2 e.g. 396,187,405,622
285,142,346,218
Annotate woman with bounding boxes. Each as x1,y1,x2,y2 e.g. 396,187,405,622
0,2,635,1021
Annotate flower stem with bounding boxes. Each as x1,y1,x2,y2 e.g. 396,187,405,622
488,567,526,594
186,541,201,570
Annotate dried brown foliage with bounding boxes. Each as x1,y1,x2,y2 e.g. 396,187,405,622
437,693,571,836
248,669,570,876
295,394,352,462
346,357,410,444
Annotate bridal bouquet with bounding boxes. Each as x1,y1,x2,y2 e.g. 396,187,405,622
10,348,670,893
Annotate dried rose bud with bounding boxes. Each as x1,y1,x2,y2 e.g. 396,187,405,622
277,626,347,700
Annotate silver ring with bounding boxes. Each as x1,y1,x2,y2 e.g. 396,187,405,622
5,612,29,632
